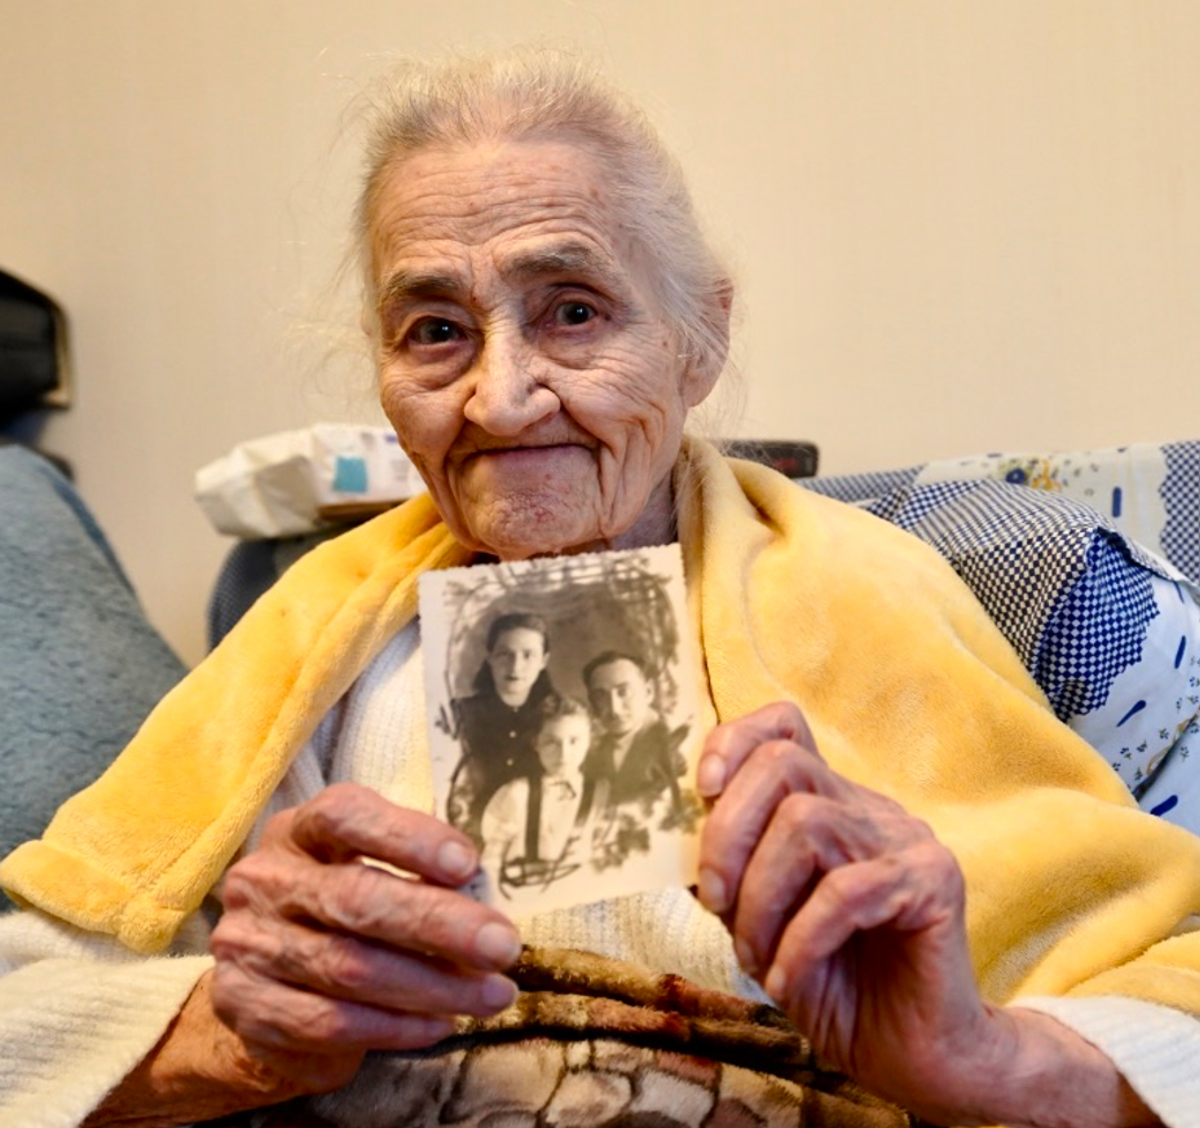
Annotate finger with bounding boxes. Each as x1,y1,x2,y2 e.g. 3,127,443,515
211,960,458,1055
727,792,829,975
731,791,925,974
697,738,827,914
211,911,518,1017
286,783,480,886
220,852,522,972
696,700,816,799
763,844,963,1012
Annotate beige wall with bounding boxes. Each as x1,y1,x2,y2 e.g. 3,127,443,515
3,0,1199,664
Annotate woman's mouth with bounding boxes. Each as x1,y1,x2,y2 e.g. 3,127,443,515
478,442,583,462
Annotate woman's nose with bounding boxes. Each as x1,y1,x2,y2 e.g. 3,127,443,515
463,334,558,436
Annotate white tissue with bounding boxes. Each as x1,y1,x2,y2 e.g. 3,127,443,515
194,424,423,538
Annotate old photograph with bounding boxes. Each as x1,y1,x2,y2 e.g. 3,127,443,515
418,544,703,915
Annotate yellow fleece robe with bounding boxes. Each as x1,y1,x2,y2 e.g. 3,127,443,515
3,439,1200,1019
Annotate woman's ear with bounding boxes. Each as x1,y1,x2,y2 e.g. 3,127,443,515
683,279,734,407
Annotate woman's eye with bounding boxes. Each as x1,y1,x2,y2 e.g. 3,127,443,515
407,318,462,346
553,301,597,327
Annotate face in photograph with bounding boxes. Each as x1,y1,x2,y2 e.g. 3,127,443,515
534,713,592,778
487,626,549,706
587,656,654,738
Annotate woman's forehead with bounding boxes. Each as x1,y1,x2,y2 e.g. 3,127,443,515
368,139,643,298
491,627,545,651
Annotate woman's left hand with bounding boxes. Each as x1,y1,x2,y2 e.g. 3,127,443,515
694,701,1001,1120
696,701,1162,1128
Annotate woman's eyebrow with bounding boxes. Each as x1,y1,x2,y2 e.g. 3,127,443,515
376,270,463,314
503,243,625,289
376,242,626,317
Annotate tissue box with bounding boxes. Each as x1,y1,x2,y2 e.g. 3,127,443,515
195,424,424,539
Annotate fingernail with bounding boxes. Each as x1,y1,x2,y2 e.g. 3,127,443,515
697,755,725,797
438,839,476,881
481,974,518,1010
733,938,757,975
764,964,786,1002
697,867,729,914
476,922,522,967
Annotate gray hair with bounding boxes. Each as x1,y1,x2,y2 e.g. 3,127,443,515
353,46,731,378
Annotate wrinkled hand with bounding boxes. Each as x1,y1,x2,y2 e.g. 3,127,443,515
209,782,522,1093
696,702,999,1120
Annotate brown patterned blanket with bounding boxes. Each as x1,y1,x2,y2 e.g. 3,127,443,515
210,947,916,1128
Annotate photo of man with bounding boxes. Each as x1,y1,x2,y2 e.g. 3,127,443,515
583,651,688,818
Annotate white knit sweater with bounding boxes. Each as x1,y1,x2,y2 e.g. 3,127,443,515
2,622,1199,1128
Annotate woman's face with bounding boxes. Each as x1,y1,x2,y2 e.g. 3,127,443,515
486,626,548,706
369,137,716,559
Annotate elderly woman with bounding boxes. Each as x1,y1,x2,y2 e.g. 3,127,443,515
2,48,1199,1128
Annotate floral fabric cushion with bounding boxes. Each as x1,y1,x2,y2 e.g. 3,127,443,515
1138,718,1200,832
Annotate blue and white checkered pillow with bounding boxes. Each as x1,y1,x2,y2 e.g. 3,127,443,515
801,440,1200,589
867,479,1200,801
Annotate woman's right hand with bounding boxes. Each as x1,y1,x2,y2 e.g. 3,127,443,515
208,781,522,1092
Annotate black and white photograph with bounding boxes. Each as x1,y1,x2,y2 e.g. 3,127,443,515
418,544,703,915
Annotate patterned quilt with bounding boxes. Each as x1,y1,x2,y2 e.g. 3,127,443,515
208,947,917,1128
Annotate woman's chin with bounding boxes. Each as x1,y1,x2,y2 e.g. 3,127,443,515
460,501,609,560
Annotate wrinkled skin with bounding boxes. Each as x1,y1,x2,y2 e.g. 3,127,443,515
208,785,522,1086
694,702,1158,1127
369,137,719,559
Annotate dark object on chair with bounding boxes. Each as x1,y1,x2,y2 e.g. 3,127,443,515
720,439,819,479
0,270,71,424
207,532,338,651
